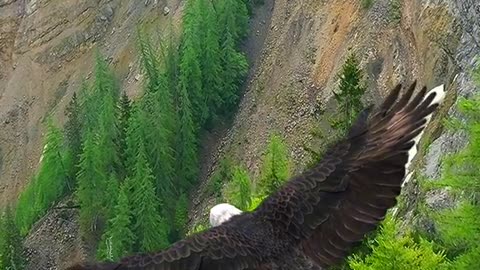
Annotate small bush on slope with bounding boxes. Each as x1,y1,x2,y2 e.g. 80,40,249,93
347,216,449,270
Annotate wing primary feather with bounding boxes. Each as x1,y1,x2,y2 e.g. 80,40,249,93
300,82,446,267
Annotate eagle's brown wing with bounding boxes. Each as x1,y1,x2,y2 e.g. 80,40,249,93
66,215,272,270
252,81,445,268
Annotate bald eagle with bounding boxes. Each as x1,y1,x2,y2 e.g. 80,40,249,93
67,82,446,270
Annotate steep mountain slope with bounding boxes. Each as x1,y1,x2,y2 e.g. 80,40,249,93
190,0,474,226
0,0,183,207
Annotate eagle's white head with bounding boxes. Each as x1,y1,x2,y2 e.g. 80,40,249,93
209,203,243,227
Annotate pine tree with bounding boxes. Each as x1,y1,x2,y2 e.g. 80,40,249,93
130,145,169,252
117,91,131,179
217,0,249,113
175,82,199,191
97,183,135,262
198,0,224,122
77,55,121,237
179,0,206,126
15,119,68,236
138,30,177,198
258,134,291,196
174,193,189,238
76,132,109,235
224,166,252,211
64,92,82,188
15,181,36,236
233,0,250,41
219,30,248,113
0,207,25,270
332,52,366,132
33,119,67,219
217,0,248,44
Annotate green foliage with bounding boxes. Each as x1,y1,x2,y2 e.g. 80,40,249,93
187,223,207,237
127,141,168,252
0,207,25,270
137,31,177,197
175,78,199,191
64,92,82,187
179,0,206,126
207,158,234,196
432,65,480,269
117,91,131,179
15,120,67,235
361,0,375,9
258,134,291,196
15,182,37,236
246,195,267,211
389,0,402,23
174,193,190,237
347,217,448,270
76,55,120,237
217,0,249,115
332,52,366,133
76,132,110,235
198,0,223,123
97,184,134,262
223,166,253,211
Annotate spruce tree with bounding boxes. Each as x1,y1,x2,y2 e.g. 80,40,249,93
198,0,224,122
174,193,189,238
64,92,82,188
76,132,109,235
219,30,248,113
137,30,177,198
332,52,366,131
117,91,131,179
179,0,206,126
33,119,67,220
77,55,121,237
15,182,36,236
0,207,25,270
15,119,68,235
175,82,199,191
97,183,134,262
130,145,169,252
233,0,250,41
224,166,252,211
258,134,291,196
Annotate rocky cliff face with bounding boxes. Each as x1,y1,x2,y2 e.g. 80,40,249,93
0,0,183,207
190,0,471,226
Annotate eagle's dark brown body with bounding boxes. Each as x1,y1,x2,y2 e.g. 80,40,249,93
66,81,446,270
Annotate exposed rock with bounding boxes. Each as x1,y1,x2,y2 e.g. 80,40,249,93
164,6,170,16
423,130,467,179
23,197,83,270
425,188,456,211
417,0,480,236
0,0,16,8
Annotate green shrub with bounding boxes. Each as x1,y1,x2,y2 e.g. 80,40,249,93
361,0,374,10
347,216,449,270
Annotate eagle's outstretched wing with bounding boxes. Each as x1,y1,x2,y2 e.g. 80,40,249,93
252,81,445,267
67,215,271,270
66,82,445,270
